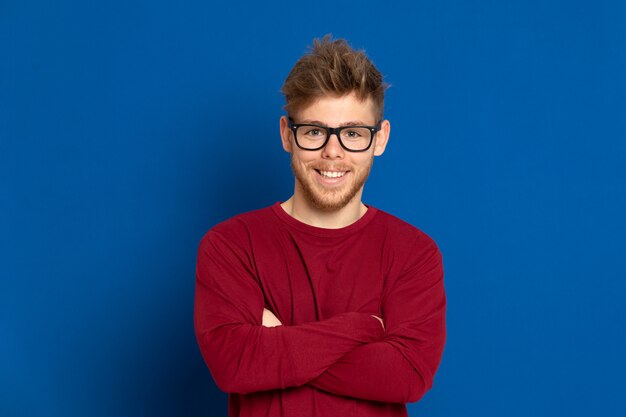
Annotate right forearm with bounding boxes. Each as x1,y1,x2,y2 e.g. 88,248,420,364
195,310,384,394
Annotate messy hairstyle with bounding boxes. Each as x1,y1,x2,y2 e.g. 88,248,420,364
281,35,388,121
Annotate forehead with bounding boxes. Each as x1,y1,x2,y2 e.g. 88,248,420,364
293,93,377,125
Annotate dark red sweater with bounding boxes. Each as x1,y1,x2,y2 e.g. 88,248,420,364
195,202,446,417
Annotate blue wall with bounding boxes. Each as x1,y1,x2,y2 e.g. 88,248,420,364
2,1,625,416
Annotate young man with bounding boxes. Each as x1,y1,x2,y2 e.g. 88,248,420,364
195,36,446,417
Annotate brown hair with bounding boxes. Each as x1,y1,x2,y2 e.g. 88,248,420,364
281,35,388,121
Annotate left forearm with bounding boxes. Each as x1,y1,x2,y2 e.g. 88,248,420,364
308,340,427,404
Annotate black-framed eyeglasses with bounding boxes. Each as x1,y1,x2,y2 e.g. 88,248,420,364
288,118,382,152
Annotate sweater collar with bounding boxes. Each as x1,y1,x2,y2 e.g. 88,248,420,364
271,201,378,237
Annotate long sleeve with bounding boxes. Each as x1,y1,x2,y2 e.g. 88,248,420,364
308,236,446,403
194,229,385,395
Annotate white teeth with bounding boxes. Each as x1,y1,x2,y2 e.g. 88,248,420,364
319,170,347,178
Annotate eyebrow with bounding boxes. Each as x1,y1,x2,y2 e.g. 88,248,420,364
299,119,372,127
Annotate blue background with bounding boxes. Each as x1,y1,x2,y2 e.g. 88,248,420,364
2,1,625,416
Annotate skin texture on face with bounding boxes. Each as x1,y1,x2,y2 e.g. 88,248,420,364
280,92,390,225
289,144,372,212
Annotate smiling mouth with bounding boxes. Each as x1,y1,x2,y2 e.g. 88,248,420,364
315,169,348,179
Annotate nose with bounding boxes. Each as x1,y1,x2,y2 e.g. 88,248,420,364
321,133,345,159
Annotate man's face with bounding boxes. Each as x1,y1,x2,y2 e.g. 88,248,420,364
280,92,390,212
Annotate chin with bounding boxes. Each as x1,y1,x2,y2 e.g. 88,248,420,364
303,183,360,212
290,154,370,212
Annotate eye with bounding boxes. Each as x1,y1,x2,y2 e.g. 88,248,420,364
342,129,365,140
303,127,325,137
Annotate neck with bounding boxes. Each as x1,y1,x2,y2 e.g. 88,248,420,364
280,193,368,229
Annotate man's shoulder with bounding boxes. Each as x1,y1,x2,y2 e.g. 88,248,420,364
199,203,276,245
215,204,275,230
371,207,442,277
372,206,438,250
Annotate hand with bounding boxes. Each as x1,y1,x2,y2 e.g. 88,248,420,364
371,315,385,330
262,308,283,327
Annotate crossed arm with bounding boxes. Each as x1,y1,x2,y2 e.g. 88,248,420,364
260,244,445,405
195,230,386,394
309,241,446,404
195,230,445,403
262,310,420,403
264,308,385,330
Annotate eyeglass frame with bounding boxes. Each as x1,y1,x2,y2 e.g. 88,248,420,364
287,117,382,152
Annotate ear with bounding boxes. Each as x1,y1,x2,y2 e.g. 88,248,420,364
280,116,293,153
373,119,390,156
